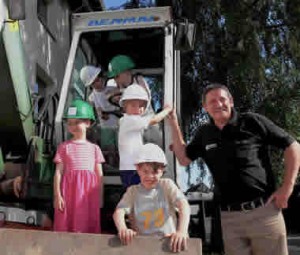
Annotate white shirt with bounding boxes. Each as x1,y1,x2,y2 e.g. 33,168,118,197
118,114,152,170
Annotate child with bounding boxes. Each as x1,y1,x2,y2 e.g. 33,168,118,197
107,55,149,92
107,55,162,146
80,65,120,128
81,65,120,165
53,99,105,233
113,143,190,253
118,84,172,188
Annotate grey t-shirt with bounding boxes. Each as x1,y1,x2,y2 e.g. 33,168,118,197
117,178,186,236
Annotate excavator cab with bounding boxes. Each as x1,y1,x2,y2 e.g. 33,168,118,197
0,2,203,254
55,8,180,224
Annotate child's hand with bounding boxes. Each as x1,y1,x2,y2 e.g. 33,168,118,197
101,113,109,120
166,109,177,122
118,228,137,245
163,105,172,113
54,195,65,212
168,231,188,253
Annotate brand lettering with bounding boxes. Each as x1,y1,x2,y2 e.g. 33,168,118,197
88,16,156,26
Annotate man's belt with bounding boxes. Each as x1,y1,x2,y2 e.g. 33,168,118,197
221,197,268,212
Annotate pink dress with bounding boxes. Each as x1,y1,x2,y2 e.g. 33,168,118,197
53,140,105,233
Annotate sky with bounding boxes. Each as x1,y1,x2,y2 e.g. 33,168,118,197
103,0,156,10
102,0,129,10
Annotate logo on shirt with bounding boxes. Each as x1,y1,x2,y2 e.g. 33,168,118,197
205,143,218,151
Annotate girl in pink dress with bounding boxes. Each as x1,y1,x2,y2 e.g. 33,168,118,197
53,100,105,233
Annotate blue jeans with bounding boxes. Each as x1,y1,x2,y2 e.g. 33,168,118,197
120,170,140,189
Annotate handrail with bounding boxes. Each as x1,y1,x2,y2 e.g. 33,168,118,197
55,32,81,145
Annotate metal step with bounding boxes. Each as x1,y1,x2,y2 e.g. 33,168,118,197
0,229,202,255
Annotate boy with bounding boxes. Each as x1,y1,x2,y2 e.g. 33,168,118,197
113,143,190,253
107,54,148,92
80,65,120,161
107,55,162,146
80,65,120,127
118,84,171,188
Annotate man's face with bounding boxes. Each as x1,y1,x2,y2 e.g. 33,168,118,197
203,88,233,123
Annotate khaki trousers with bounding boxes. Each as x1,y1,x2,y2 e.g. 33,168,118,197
221,202,288,255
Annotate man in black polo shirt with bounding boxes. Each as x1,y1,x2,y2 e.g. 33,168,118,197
168,83,300,255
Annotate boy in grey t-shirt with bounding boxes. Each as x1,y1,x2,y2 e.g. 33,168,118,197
113,143,190,253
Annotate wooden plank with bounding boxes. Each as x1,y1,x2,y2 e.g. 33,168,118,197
0,228,202,255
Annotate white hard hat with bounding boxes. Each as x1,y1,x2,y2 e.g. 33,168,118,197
119,84,149,107
135,143,167,166
80,65,101,87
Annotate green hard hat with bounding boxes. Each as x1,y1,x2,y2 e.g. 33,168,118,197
64,100,95,121
107,55,135,78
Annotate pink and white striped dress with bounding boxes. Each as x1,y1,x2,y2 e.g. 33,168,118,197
53,140,105,233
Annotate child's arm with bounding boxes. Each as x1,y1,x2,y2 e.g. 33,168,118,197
149,105,172,126
169,198,190,252
96,107,109,120
113,208,137,245
53,163,64,212
95,163,103,180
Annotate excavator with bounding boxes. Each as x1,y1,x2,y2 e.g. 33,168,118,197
0,0,203,254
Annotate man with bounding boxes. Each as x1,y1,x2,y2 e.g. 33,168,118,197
0,175,22,198
0,163,23,198
168,83,300,255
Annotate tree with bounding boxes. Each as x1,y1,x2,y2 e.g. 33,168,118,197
180,0,300,185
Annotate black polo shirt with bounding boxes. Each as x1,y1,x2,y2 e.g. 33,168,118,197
186,110,295,205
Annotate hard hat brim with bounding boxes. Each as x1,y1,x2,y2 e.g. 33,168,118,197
85,69,102,86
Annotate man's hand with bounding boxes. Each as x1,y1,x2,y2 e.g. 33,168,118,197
118,228,137,245
13,176,22,198
168,231,188,253
267,184,294,209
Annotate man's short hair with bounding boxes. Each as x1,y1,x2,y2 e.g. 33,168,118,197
202,83,233,104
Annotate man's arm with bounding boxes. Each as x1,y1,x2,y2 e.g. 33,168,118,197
268,141,300,208
167,110,192,166
0,178,15,196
